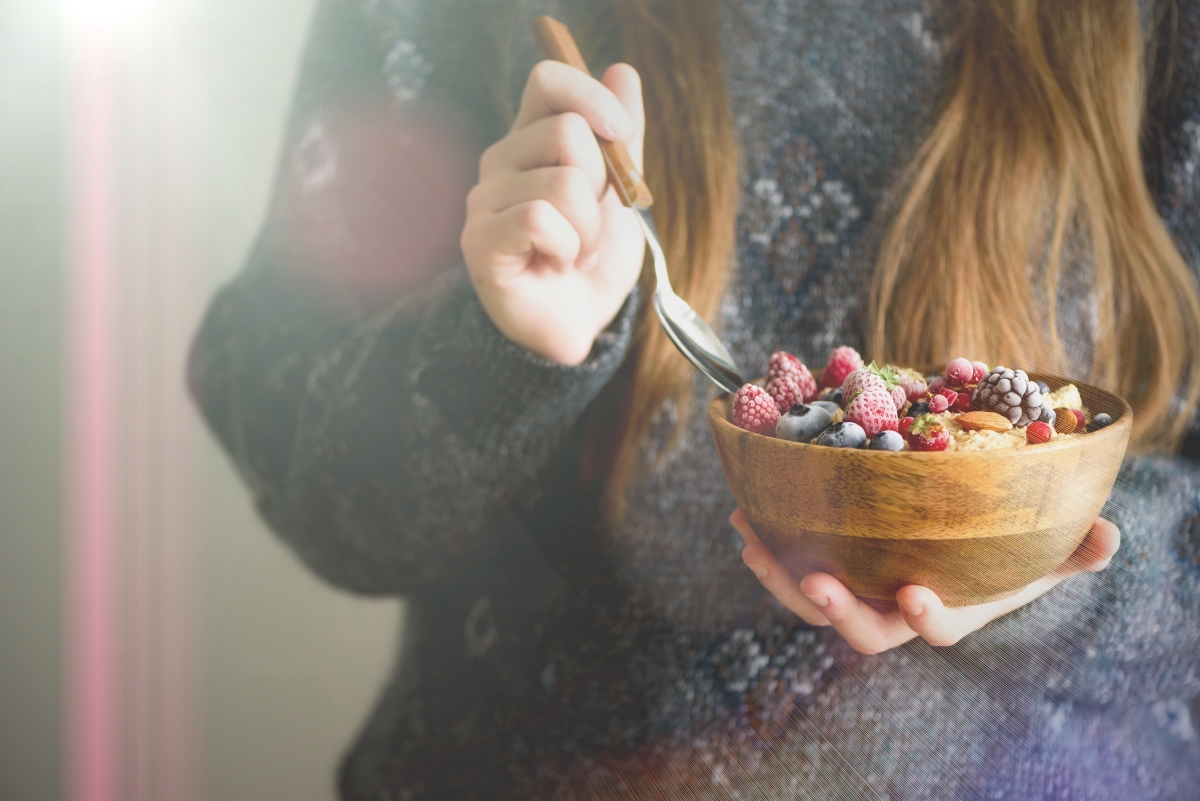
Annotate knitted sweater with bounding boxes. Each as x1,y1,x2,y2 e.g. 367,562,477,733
188,0,1200,797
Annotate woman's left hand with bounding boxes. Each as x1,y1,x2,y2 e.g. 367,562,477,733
730,509,1121,654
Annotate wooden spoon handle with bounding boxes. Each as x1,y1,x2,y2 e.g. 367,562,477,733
531,15,654,208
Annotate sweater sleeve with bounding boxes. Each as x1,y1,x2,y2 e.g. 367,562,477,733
187,0,639,595
950,21,1200,705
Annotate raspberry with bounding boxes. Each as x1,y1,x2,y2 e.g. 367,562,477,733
821,346,864,390
843,388,899,437
945,357,974,387
906,414,950,451
731,384,780,435
765,351,818,402
766,376,803,414
1026,421,1054,444
929,394,950,414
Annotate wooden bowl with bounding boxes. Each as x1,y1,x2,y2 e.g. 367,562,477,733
708,374,1132,607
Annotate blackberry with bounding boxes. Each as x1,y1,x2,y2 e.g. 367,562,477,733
975,366,1044,427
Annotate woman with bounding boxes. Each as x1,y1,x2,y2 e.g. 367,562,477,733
188,0,1200,797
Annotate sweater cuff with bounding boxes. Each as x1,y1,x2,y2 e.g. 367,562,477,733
416,278,641,443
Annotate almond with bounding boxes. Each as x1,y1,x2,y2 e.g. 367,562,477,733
1053,407,1077,434
956,411,1014,432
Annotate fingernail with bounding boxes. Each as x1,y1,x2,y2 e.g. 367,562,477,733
804,594,830,609
604,115,631,141
898,600,924,617
745,563,768,579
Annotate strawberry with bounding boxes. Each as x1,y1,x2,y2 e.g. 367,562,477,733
765,351,818,402
897,368,928,402
821,346,864,390
906,413,951,452
890,385,907,411
731,384,780,435
766,376,803,414
841,368,886,399
842,388,899,437
1026,421,1054,444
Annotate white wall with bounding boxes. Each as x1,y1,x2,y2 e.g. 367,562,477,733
0,1,401,800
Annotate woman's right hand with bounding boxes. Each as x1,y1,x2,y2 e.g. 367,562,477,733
460,61,646,365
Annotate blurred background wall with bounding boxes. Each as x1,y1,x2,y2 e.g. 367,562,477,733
0,1,402,800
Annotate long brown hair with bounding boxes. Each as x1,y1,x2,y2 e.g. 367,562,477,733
578,0,1200,512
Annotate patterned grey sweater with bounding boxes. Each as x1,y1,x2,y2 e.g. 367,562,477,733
188,0,1200,797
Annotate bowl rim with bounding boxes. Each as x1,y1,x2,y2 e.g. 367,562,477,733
709,371,1133,459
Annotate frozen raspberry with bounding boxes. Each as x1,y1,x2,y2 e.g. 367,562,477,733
766,376,803,414
945,357,974,387
821,346,864,390
765,351,818,402
843,388,899,437
929,394,950,414
731,384,780,435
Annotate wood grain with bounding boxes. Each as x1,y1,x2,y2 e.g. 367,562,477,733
708,373,1132,607
531,16,655,208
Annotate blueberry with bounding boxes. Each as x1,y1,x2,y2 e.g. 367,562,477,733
1087,412,1113,432
868,430,905,451
907,400,931,417
775,404,834,443
1036,380,1051,395
810,400,842,415
818,387,844,406
1039,406,1056,426
814,421,867,449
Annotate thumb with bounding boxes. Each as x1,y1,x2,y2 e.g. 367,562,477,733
601,63,645,170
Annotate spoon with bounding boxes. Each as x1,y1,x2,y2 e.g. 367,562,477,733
532,16,745,395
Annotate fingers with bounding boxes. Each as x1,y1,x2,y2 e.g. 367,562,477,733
460,200,580,278
467,166,602,262
1060,518,1121,575
479,113,608,197
799,573,917,654
514,60,634,141
730,510,830,627
600,63,645,169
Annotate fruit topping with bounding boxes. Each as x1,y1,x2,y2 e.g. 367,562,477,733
899,416,915,435
1087,412,1113,432
897,368,928,402
907,400,932,417
843,388,900,437
1026,421,1055,444
765,351,818,402
975,366,1044,427
869,430,906,451
955,411,1014,432
1038,407,1056,426
945,357,974,387
732,384,780,435
929,394,950,414
775,404,834,443
818,387,844,406
821,346,864,390
814,421,867,449
810,400,842,415
1070,409,1086,429
905,414,951,452
971,361,989,384
766,376,804,414
1052,407,1077,435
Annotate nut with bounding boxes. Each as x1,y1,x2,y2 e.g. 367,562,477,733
955,411,1014,432
1052,407,1077,434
